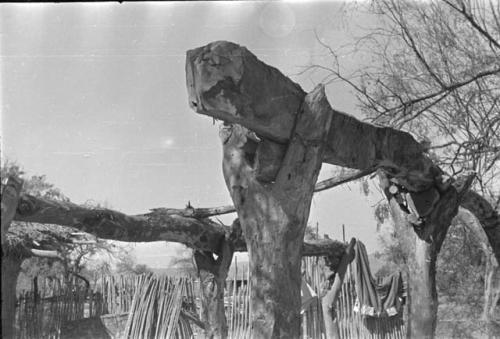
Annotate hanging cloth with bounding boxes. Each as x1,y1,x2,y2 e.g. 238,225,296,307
352,240,404,317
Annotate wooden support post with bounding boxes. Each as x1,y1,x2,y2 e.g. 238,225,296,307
1,176,23,246
321,238,356,339
219,85,332,338
195,237,234,339
380,173,474,339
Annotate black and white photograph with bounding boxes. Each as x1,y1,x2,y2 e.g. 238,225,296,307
1,1,499,338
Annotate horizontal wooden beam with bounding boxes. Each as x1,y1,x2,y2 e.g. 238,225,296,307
186,41,437,192
13,193,346,258
14,193,228,254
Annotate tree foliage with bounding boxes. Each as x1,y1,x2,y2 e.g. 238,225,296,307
115,252,152,275
2,160,124,290
1,160,68,201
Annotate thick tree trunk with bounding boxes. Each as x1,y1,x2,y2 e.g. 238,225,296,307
458,208,500,336
406,217,456,339
2,255,23,339
406,236,439,338
219,86,332,338
194,238,234,339
247,228,302,338
321,238,356,339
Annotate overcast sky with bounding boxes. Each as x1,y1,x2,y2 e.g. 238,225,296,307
1,1,387,267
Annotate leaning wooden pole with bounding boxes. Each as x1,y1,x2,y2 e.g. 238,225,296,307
321,238,356,339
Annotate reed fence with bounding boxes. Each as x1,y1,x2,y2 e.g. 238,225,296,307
98,274,138,315
14,274,196,339
15,277,103,339
226,257,252,339
302,256,327,339
300,256,407,339
15,258,406,339
124,275,194,339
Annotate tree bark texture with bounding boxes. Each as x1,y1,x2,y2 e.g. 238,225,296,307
194,238,234,339
407,236,440,339
219,85,332,338
321,238,356,339
2,255,23,339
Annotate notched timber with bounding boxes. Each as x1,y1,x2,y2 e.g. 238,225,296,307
186,40,437,192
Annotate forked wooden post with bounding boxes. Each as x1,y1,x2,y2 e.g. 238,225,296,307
216,84,333,338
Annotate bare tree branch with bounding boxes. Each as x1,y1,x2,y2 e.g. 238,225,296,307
314,167,377,192
443,0,500,49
